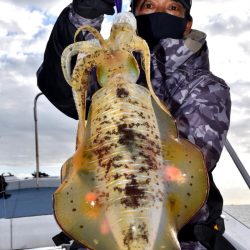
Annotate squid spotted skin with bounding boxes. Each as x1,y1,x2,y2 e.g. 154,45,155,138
54,12,208,250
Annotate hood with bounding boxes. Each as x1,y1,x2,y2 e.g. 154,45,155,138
150,29,210,74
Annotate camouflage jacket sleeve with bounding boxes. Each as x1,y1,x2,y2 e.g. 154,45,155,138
174,74,231,172
37,5,103,119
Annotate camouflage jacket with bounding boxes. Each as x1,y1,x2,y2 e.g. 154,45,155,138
149,35,231,173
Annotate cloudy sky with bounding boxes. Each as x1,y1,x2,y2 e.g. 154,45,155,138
0,0,249,204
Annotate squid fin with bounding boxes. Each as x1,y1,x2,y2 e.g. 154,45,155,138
151,97,208,231
54,168,119,250
162,137,208,230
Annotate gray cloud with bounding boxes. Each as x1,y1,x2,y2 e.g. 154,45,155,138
230,81,250,109
0,20,24,36
0,0,78,172
226,81,250,153
239,42,250,54
204,15,250,36
0,50,78,171
228,126,250,154
0,85,78,169
0,56,42,84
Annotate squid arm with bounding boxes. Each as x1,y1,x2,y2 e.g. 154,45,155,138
61,40,101,86
71,53,101,137
61,25,106,137
74,25,107,47
126,35,178,137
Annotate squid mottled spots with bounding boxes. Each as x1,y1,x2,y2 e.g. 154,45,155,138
94,145,112,158
117,124,136,152
72,208,77,212
113,173,122,180
134,110,146,119
121,174,146,208
116,87,129,98
103,155,123,177
128,99,139,105
113,186,123,193
138,151,158,171
143,121,150,128
123,223,149,249
123,225,134,249
131,155,137,161
100,120,111,125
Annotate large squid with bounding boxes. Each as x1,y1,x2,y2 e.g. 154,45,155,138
53,12,208,250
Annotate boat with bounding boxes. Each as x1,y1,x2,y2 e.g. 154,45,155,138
0,176,61,250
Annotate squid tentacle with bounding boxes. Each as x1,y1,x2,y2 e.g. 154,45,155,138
129,36,172,117
74,25,107,48
71,50,102,137
61,40,101,86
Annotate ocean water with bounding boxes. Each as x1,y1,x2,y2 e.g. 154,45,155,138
224,205,250,228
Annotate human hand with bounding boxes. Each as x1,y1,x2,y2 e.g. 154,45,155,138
73,0,115,19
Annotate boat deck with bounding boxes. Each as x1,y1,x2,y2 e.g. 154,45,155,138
0,187,56,219
1,177,249,250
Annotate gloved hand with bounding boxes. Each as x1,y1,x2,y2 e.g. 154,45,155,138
73,0,115,19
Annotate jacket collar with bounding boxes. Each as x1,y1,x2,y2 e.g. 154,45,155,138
150,29,209,73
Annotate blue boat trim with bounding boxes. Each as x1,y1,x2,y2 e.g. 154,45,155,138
0,187,57,219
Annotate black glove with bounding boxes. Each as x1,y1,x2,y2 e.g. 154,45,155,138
73,0,115,19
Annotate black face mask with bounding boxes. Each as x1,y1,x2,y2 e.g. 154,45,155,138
135,12,188,49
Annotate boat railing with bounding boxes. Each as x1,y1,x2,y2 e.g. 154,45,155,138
225,139,250,189
33,93,44,188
